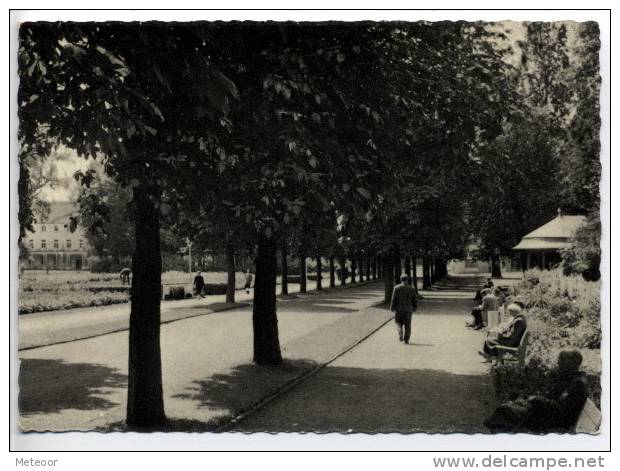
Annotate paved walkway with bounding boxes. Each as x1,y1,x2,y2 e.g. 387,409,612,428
232,275,497,433
18,275,496,433
18,281,390,431
19,281,322,350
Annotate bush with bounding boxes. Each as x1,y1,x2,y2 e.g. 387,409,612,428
561,214,601,281
491,356,601,409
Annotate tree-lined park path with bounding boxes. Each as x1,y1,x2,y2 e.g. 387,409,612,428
18,274,495,433
18,280,389,431
231,274,497,433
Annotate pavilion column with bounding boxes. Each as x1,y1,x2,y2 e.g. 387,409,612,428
541,251,546,270
526,252,531,270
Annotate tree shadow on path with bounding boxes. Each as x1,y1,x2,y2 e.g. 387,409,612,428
230,365,497,433
19,358,127,416
172,359,319,429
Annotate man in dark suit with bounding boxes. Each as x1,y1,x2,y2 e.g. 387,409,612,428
390,274,418,344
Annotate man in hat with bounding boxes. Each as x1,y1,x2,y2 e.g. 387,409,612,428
390,274,418,344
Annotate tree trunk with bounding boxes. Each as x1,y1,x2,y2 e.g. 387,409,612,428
329,255,336,288
430,256,436,283
299,249,307,293
316,253,323,290
377,257,381,280
351,258,357,283
422,256,431,289
412,255,418,291
366,257,371,280
340,257,346,286
358,258,364,282
382,253,394,304
225,244,236,304
491,251,502,279
253,236,282,365
280,243,288,295
394,247,402,284
404,254,412,285
127,188,165,428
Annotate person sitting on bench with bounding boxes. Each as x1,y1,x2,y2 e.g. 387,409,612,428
484,350,589,433
479,303,526,360
469,287,501,330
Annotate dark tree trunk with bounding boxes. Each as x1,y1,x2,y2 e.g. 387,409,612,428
422,256,431,289
127,188,165,428
280,243,288,295
225,244,236,304
382,253,394,304
437,257,448,279
299,249,307,293
340,257,346,286
366,257,371,280
372,257,377,280
329,255,335,288
430,256,436,282
412,255,418,291
253,236,282,365
377,257,381,279
404,255,412,285
394,247,402,284
491,252,502,278
358,258,364,282
316,253,323,290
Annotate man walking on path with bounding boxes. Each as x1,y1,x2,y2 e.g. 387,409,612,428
193,271,205,298
390,274,418,344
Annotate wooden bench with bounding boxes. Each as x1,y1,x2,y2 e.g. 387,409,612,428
495,329,529,367
574,398,602,433
161,283,192,300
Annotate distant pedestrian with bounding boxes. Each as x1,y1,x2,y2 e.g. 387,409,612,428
119,267,131,285
193,271,205,298
244,269,253,294
390,274,418,344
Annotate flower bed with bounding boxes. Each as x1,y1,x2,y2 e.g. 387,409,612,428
18,270,249,314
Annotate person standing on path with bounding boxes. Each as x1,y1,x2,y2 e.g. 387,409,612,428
244,269,253,294
193,271,205,298
390,274,418,344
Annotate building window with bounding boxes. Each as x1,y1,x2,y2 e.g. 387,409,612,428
53,240,59,249
41,225,46,232
41,240,46,249
79,239,84,249
28,239,33,249
66,240,72,249
54,225,59,231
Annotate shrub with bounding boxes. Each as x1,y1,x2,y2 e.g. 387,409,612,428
491,356,601,409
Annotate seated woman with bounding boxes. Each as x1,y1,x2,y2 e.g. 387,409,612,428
484,350,589,433
468,288,491,329
479,303,526,359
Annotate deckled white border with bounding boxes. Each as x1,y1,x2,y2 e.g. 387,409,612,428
6,3,612,457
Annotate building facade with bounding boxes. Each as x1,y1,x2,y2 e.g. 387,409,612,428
24,202,89,270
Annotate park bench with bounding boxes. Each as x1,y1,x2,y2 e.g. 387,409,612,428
161,283,192,300
574,398,602,434
495,329,529,367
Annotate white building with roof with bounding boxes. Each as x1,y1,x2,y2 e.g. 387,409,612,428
24,202,89,270
513,210,586,270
